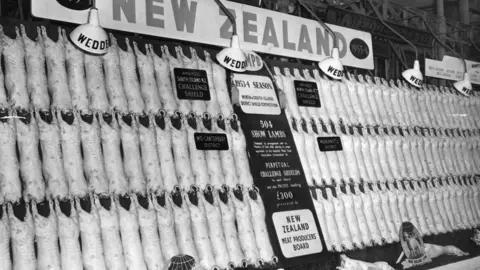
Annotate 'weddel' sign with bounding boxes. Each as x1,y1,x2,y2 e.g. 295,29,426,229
75,33,109,51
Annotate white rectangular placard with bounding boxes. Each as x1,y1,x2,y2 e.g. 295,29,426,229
425,55,480,85
232,73,281,115
32,0,374,70
272,209,323,258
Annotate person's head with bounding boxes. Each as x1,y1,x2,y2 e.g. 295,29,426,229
288,2,297,14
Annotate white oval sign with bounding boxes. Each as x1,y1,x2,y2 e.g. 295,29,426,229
245,50,263,71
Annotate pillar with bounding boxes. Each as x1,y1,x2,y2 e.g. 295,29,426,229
459,0,470,24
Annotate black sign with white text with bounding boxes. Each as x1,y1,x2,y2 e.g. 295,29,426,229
194,133,228,150
317,136,343,152
174,68,211,100
235,106,325,266
293,80,321,107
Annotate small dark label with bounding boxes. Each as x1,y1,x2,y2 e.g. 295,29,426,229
293,80,321,107
194,133,228,150
350,38,370,60
317,137,343,152
174,68,211,100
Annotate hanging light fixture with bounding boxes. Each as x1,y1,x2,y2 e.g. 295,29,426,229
366,0,423,87
298,0,344,80
406,9,472,96
214,0,247,72
69,0,109,55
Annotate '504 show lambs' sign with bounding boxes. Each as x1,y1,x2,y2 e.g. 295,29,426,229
33,0,373,70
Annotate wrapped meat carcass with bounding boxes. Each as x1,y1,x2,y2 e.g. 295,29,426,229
212,62,233,118
459,178,476,228
14,110,45,202
9,202,36,270
343,73,366,125
117,195,148,270
138,114,164,193
287,112,313,186
135,194,166,270
21,25,50,110
338,78,358,126
327,187,354,250
337,185,363,248
32,200,62,270
154,114,179,191
402,182,421,233
0,112,21,203
376,183,398,242
199,51,221,117
426,180,447,233
135,42,162,114
77,197,108,270
339,129,360,184
247,188,276,265
440,180,457,230
411,181,431,235
2,25,29,109
94,196,128,270
170,191,198,261
330,81,351,126
217,188,245,268
55,199,83,270
152,45,177,116
102,34,128,113
184,190,217,270
100,113,128,195
0,205,11,270
217,118,240,188
314,72,340,125
119,38,145,114
169,116,195,191
384,182,402,234
316,188,342,251
0,27,8,109
85,53,109,112
119,114,147,194
36,110,69,199
365,128,385,182
432,179,453,232
417,181,437,235
231,118,254,187
63,29,89,113
152,192,180,263
41,26,71,111
57,111,88,197
355,75,376,126
312,190,333,251
356,128,377,183
230,187,261,267
79,112,109,195
202,187,232,269
368,184,393,244
360,184,382,245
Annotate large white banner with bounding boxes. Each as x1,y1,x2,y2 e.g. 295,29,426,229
425,56,480,85
32,0,374,70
